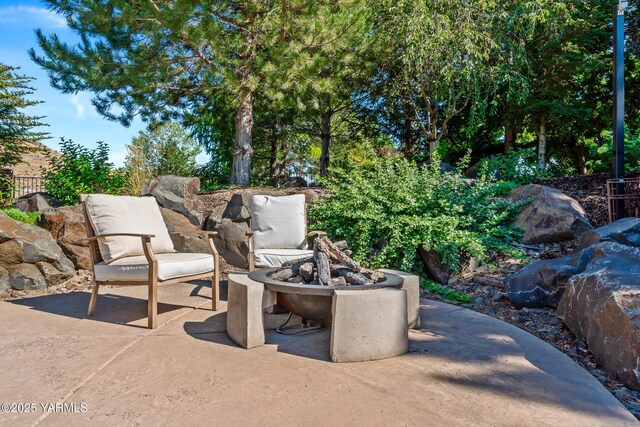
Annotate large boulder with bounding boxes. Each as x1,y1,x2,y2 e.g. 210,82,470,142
507,184,591,244
557,242,640,390
505,244,597,308
13,192,61,213
142,176,203,226
213,220,250,268
159,207,209,253
506,218,640,308
0,213,74,289
575,216,640,251
222,189,286,222
39,205,91,270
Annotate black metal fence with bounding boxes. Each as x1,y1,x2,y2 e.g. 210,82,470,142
13,176,46,199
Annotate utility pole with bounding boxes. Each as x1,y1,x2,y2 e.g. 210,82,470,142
612,0,628,219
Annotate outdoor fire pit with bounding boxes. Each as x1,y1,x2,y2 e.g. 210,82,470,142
248,236,404,325
248,268,403,324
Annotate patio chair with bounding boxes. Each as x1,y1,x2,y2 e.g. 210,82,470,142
82,194,220,329
246,194,325,271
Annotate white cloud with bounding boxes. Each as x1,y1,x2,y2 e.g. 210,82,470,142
0,5,67,29
70,94,86,119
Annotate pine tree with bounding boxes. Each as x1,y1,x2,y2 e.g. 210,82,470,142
0,64,48,168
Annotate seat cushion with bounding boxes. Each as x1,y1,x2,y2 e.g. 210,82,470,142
94,252,214,282
254,248,313,268
84,194,175,263
251,194,307,250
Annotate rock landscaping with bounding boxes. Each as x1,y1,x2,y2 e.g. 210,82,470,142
2,174,640,418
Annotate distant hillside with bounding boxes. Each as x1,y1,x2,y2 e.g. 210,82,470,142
11,142,60,177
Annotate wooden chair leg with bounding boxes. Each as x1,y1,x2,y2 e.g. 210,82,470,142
148,279,158,329
212,273,220,311
87,283,99,316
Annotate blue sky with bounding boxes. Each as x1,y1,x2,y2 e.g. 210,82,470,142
0,0,208,166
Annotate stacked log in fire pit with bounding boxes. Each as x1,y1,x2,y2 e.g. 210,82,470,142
269,236,386,286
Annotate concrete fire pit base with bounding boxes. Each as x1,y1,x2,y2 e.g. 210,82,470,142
226,272,413,362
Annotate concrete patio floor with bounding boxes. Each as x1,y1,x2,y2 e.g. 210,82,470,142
0,281,637,426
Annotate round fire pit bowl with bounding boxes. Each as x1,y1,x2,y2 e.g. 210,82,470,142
248,268,404,325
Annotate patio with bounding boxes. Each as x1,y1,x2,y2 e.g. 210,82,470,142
0,281,635,426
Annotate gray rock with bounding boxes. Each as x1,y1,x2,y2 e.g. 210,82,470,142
13,192,60,212
505,244,598,308
557,242,640,391
575,217,640,251
204,205,226,230
213,220,250,268
283,177,308,187
159,207,209,253
141,175,203,226
418,247,451,285
222,189,286,223
507,184,592,244
7,263,47,290
0,212,75,289
38,205,91,270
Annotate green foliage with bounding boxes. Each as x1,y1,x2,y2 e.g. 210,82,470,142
0,63,48,167
478,148,556,185
0,175,15,208
1,208,41,225
43,138,125,205
310,155,524,274
420,278,472,303
585,128,640,174
124,122,201,194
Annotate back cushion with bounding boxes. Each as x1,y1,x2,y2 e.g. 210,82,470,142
84,194,175,263
252,194,306,249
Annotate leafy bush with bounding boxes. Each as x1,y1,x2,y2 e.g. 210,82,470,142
585,128,640,174
124,122,201,195
43,138,125,205
1,208,41,225
0,175,15,208
309,156,524,274
477,148,557,185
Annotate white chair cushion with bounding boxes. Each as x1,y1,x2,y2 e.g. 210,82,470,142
85,194,175,263
254,248,313,268
94,252,214,282
251,194,306,250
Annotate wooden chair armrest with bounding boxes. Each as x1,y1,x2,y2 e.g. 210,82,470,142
85,233,155,242
169,230,218,236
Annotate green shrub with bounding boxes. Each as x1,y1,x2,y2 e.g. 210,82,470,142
477,148,557,185
585,128,640,174
309,155,524,274
1,208,41,225
43,138,125,205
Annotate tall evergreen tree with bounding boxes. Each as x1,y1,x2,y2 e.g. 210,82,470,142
0,64,48,168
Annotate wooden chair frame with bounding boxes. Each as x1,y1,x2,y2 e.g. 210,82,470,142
245,201,325,272
82,200,220,329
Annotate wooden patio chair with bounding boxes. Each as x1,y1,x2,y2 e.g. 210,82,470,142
82,194,220,329
246,194,325,271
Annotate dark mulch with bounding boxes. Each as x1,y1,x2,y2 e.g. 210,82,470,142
539,171,640,227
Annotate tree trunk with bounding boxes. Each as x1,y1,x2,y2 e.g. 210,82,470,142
319,96,331,177
537,117,547,170
504,126,516,154
278,138,288,185
269,125,278,186
429,140,438,160
231,92,254,186
231,30,256,186
402,116,414,159
576,144,588,175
